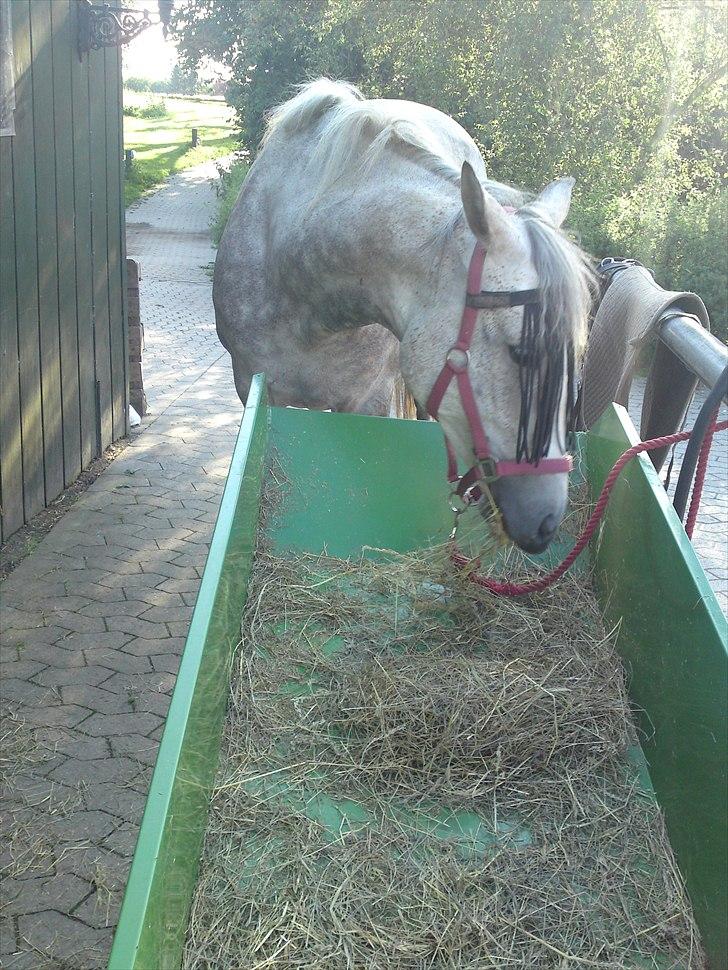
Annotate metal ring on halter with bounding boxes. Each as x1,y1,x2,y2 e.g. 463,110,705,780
445,347,470,373
449,491,471,515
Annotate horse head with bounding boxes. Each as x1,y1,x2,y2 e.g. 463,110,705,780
402,162,593,553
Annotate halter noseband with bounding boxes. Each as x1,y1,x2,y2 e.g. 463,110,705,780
426,239,573,505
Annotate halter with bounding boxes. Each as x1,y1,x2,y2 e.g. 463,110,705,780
426,239,573,505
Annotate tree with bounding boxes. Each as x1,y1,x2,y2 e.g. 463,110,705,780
171,0,727,332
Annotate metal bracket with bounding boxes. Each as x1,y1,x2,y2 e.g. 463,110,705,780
77,0,154,60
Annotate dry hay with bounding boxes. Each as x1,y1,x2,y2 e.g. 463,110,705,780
183,492,702,969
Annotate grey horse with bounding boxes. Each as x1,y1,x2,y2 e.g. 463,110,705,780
214,79,593,551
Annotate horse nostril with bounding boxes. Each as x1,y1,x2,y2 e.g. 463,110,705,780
538,513,558,541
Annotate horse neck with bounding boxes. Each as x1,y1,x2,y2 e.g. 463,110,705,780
288,180,470,342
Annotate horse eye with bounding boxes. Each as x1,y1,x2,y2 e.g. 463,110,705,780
508,343,533,366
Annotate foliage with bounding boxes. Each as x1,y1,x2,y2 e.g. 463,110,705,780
124,66,213,97
123,94,235,207
172,0,727,337
125,75,152,93
123,98,170,120
211,156,250,245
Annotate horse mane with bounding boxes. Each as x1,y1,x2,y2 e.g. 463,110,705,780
262,78,466,191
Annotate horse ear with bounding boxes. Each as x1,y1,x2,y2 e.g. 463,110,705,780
460,161,509,243
532,177,575,228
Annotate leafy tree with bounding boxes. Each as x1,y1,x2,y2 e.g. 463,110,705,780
172,0,727,334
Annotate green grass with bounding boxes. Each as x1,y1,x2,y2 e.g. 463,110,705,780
212,159,250,245
123,91,236,208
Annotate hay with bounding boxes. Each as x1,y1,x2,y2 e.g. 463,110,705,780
183,480,702,969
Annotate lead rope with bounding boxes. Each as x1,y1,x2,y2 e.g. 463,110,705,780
685,406,720,540
451,418,727,596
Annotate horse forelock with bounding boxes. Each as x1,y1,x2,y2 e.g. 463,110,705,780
519,210,594,356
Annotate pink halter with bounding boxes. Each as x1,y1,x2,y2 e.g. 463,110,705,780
426,239,573,504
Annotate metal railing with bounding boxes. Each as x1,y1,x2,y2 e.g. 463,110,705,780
651,312,727,524
658,313,728,403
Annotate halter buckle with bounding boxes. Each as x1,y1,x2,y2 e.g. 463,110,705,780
477,457,499,483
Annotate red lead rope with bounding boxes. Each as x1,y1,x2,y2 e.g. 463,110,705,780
452,418,728,596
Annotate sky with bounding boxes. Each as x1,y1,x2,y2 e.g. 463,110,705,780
121,1,179,82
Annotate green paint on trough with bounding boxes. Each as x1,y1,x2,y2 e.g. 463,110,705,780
109,380,727,970
587,404,727,966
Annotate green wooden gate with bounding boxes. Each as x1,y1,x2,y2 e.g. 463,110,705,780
0,0,127,543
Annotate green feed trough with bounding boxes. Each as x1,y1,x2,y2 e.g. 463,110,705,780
109,374,727,970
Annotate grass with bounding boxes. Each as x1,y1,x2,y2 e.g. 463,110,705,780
211,157,249,245
123,91,236,208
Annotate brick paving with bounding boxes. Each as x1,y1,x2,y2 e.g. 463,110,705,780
1,158,725,969
0,160,242,969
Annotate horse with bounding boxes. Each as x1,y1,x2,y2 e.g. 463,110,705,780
213,79,594,552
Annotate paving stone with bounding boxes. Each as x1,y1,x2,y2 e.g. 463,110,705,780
5,626,74,649
58,632,133,654
0,578,67,599
0,679,54,707
0,606,44,629
46,613,108,635
16,911,106,964
99,571,171,591
101,670,177,695
117,634,186,658
142,561,200,581
127,587,186,607
49,757,141,792
81,648,153,674
2,951,52,970
167,620,193,638
130,690,173,717
138,604,194,624
46,736,111,762
104,613,176,640
71,889,123,931
79,711,162,738
82,784,147,820
59,684,135,714
50,810,120,842
102,820,140,858
149,653,182,674
4,874,91,917
11,705,92,730
108,734,161,768
31,666,114,689
156,577,203,594
77,600,149,618
0,660,48,682
0,917,16,954
67,583,128,603
15,642,83,669
26,595,93,613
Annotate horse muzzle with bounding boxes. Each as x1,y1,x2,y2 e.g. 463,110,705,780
487,473,569,553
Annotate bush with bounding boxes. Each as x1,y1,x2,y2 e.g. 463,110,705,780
573,174,727,343
123,99,170,120
212,156,250,245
